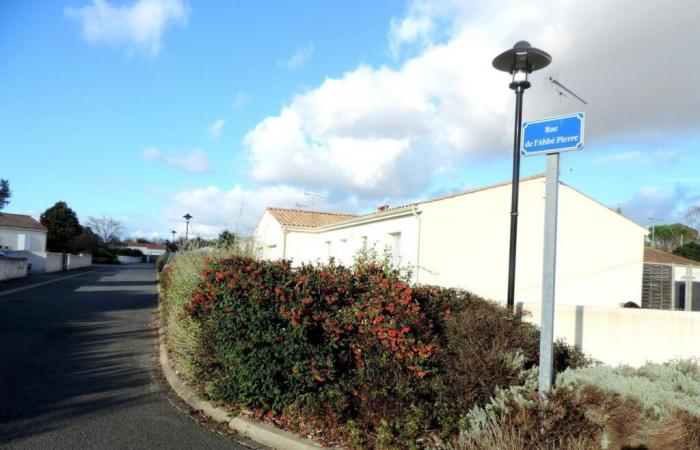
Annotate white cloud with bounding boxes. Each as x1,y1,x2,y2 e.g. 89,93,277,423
165,148,211,173
65,0,189,56
209,118,225,139
140,146,161,161
140,146,211,173
281,44,315,69
389,16,433,58
594,149,686,164
233,91,250,109
616,185,694,225
162,185,315,237
243,0,700,205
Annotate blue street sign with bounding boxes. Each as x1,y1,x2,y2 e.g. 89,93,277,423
521,112,585,156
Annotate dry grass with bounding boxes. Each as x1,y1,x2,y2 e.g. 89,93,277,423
159,246,243,378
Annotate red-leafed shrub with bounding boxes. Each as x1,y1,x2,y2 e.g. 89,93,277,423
186,256,440,417
183,255,588,448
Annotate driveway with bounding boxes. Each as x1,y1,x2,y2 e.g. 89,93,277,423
0,264,254,449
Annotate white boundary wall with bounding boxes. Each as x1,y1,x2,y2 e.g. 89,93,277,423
5,251,62,273
519,302,700,366
117,255,142,264
67,254,92,270
0,257,28,280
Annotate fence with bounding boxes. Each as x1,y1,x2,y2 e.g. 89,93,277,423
518,301,700,367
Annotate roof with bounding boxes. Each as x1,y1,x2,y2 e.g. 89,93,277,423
0,213,47,232
265,175,645,232
418,174,545,205
644,247,700,267
125,241,167,250
266,208,358,228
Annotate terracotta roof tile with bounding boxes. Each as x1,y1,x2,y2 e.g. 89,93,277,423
0,213,47,231
644,247,700,267
267,208,358,228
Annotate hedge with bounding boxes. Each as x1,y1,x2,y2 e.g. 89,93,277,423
168,254,587,447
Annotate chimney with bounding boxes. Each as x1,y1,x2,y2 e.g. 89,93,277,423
377,204,389,212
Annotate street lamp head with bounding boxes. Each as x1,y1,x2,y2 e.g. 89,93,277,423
183,213,193,221
492,41,552,82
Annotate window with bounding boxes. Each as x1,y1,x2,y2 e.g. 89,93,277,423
361,236,368,250
325,241,332,259
389,232,401,266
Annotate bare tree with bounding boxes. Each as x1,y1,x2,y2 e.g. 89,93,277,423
685,205,700,236
87,216,124,246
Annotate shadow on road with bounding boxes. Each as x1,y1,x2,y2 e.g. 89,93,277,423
0,265,160,444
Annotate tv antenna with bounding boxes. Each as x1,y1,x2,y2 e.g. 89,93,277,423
548,76,588,112
295,203,309,209
303,191,326,208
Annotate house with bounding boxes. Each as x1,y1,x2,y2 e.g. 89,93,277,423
253,175,648,308
642,247,699,311
0,212,47,252
124,241,167,263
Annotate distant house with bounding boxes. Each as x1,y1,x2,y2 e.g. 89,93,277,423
642,247,699,311
124,241,167,263
253,176,648,308
0,212,47,252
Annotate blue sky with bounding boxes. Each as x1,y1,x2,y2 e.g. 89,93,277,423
2,0,699,238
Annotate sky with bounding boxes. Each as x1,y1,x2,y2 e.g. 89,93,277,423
2,0,700,239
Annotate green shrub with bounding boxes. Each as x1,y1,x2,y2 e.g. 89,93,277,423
91,246,117,264
187,257,437,418
180,255,588,448
557,359,700,420
446,360,700,450
116,247,144,257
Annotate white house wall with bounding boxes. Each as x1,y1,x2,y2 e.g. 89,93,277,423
418,178,646,307
0,227,47,252
418,179,544,302
285,231,320,264
286,213,419,269
253,210,285,260
555,186,646,306
254,178,646,308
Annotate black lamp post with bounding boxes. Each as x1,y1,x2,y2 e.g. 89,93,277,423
170,229,176,246
183,214,193,242
492,41,552,311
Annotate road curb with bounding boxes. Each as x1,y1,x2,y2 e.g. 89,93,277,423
157,304,331,449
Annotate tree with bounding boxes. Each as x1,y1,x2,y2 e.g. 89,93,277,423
0,179,10,210
673,242,700,263
70,226,101,254
218,229,236,248
648,223,698,252
87,216,124,246
40,202,82,252
685,205,700,234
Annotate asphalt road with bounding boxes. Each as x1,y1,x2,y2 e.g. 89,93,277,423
0,264,253,449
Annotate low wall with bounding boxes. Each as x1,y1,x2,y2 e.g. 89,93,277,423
519,302,700,367
67,253,92,270
45,252,63,273
0,257,28,281
4,251,63,273
117,255,142,264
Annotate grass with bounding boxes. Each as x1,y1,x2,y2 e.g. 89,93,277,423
159,243,250,378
